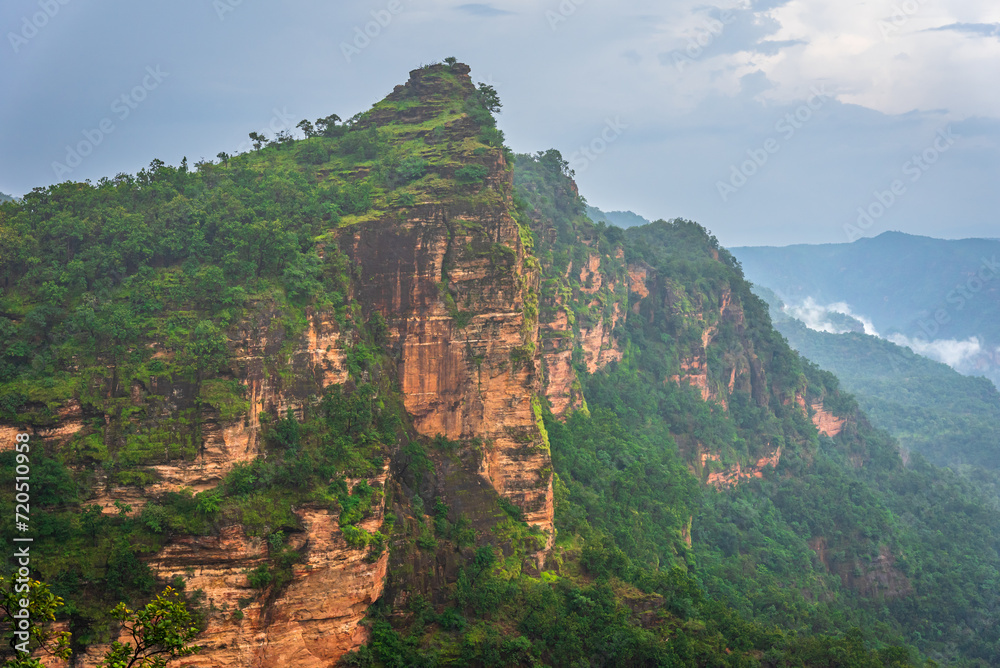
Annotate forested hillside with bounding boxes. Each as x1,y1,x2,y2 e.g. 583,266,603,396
769,305,1000,473
1,61,998,666
734,233,1000,389
585,205,650,228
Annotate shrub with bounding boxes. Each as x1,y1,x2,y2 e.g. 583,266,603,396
246,564,272,589
342,524,373,549
393,157,427,184
296,141,330,165
455,165,488,185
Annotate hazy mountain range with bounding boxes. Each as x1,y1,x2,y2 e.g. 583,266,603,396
735,232,1000,389
584,205,650,229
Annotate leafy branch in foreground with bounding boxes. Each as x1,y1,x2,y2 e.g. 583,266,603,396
0,576,71,667
99,587,200,668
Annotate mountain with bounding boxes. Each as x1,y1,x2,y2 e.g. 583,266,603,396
3,62,1000,666
585,204,650,228
733,232,1000,387
757,286,1000,476
0,192,12,202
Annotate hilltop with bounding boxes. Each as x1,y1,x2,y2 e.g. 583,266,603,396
1,62,999,666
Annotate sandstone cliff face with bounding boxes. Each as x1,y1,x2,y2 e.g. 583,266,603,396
809,538,911,600
25,303,374,668
339,65,554,544
537,250,626,419
3,63,562,666
145,469,390,668
56,499,389,668
577,254,624,375
702,446,782,489
539,307,584,417
76,305,349,517
341,190,553,541
810,401,846,437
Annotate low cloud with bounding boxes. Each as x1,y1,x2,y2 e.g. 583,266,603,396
887,333,984,368
786,297,987,371
782,296,997,380
784,297,878,335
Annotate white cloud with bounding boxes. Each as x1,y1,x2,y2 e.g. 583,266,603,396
887,333,984,368
751,0,1000,118
784,298,878,335
786,298,989,372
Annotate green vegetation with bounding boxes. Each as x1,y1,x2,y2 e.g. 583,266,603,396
511,152,1000,666
99,586,200,668
733,232,1000,389
0,576,71,666
772,311,1000,472
585,205,651,228
0,581,198,668
4,61,1000,667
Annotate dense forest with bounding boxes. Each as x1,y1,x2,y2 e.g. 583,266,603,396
765,300,1000,473
1,61,999,666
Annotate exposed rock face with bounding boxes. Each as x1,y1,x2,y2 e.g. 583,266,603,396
579,301,624,374
61,465,390,668
627,264,649,300
82,307,350,515
808,538,911,599
540,308,584,416
0,402,84,454
578,253,603,294
810,401,846,437
538,251,624,419
8,303,369,666
702,446,782,489
1,64,562,666
664,286,749,408
339,64,554,544
341,198,553,541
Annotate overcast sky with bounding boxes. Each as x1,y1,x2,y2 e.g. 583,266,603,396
1,0,997,246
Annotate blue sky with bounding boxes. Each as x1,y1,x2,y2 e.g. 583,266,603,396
1,0,998,246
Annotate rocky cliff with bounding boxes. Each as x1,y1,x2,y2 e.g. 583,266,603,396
0,63,561,666
0,62,897,668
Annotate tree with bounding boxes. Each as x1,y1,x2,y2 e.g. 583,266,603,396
0,576,71,667
216,151,230,166
476,83,502,114
296,119,316,138
444,56,457,67
248,132,265,151
99,587,200,668
315,114,342,138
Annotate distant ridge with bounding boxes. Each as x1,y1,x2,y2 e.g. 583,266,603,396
585,205,650,228
733,231,1000,388
756,285,1000,473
